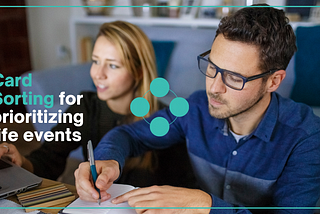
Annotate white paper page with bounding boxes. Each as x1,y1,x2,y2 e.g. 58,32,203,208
0,199,39,214
63,184,136,214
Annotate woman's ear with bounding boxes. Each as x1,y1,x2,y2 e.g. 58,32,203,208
266,70,286,92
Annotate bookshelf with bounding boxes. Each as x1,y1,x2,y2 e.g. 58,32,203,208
70,16,221,64
69,15,317,64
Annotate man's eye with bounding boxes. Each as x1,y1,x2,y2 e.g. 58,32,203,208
226,74,243,83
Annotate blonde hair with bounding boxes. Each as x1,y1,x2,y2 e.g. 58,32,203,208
97,21,159,119
97,21,159,170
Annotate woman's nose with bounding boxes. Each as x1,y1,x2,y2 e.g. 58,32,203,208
92,65,107,80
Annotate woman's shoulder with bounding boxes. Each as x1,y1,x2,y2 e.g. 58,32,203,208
77,91,103,112
80,91,98,102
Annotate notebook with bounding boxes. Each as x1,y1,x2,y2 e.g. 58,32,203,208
0,158,42,199
61,183,137,214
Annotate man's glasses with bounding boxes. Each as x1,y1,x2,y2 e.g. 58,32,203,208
197,50,278,91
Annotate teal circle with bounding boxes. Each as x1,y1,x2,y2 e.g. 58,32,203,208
150,78,169,98
169,97,189,117
130,97,150,117
150,117,169,137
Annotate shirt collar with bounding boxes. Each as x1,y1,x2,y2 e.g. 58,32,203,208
212,93,279,142
210,114,227,135
251,92,278,142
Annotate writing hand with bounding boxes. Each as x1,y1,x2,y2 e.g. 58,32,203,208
74,160,120,203
112,185,212,214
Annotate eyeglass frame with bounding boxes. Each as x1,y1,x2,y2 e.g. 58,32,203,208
197,49,280,91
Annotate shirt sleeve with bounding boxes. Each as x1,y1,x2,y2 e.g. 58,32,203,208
95,107,186,171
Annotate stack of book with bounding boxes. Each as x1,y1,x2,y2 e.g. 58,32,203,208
17,183,75,213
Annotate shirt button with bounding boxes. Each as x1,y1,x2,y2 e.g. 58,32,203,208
232,150,237,156
226,185,231,190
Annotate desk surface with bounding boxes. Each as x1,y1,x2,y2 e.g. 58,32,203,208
7,178,78,214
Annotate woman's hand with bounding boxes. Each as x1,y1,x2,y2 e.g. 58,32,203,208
0,143,23,166
0,142,34,172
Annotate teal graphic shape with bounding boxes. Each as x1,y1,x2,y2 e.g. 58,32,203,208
150,78,169,97
170,97,189,117
150,117,170,137
130,97,150,117
130,78,190,137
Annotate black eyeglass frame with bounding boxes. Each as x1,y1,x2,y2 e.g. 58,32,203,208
197,49,279,90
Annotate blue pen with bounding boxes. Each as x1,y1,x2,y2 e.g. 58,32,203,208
87,140,101,205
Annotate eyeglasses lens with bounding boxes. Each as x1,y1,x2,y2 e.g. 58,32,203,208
198,58,244,90
199,58,216,77
223,72,243,90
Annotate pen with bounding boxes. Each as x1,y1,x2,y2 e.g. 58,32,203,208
87,140,101,205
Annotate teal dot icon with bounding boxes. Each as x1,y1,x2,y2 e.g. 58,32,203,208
130,97,150,117
130,77,190,137
150,78,169,97
150,117,169,137
170,97,189,117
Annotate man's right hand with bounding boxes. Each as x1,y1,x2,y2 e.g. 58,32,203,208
74,160,120,202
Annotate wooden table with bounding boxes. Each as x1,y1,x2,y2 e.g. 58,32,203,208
7,178,78,214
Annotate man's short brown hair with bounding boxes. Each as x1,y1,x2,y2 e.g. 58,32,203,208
215,4,297,73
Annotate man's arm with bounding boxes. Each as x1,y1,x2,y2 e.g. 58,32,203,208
94,107,186,171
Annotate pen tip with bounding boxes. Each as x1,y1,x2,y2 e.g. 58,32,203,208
98,199,101,205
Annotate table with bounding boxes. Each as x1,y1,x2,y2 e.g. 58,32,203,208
7,178,78,214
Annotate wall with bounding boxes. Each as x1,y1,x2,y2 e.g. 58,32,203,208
25,0,136,70
26,0,72,70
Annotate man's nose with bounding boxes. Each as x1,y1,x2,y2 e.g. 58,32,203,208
208,72,226,94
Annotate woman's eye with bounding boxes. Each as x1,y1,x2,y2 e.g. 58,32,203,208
92,60,99,65
109,64,119,69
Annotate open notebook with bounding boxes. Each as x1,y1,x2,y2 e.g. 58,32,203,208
61,183,137,214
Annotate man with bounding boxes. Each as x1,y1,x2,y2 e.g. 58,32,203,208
75,5,320,214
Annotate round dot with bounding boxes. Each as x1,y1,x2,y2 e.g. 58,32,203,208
130,97,150,117
169,97,189,117
232,151,237,156
150,117,169,137
150,78,169,97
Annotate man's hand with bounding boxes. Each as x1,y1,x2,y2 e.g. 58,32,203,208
74,160,120,203
112,185,212,214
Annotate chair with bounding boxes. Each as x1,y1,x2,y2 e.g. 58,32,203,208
290,25,320,107
288,25,320,210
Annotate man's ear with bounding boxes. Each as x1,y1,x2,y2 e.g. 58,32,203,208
266,70,286,92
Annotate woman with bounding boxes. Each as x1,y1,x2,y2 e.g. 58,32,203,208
0,21,195,188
